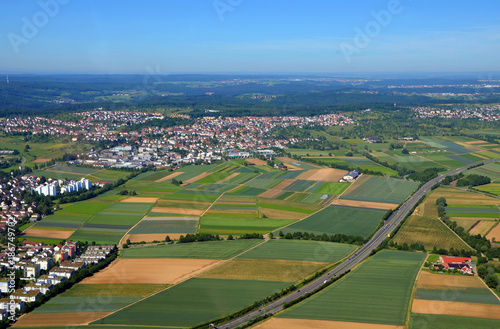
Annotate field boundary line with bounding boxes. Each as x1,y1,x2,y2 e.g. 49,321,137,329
118,214,148,246
100,239,267,322
477,272,500,303
405,255,427,327
118,202,155,246
437,217,474,251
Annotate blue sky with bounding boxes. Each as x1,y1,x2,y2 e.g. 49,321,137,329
1,0,500,74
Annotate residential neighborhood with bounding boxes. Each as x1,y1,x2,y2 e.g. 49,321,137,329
0,241,115,320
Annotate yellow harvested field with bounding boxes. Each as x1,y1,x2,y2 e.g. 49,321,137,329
416,271,485,290
259,207,307,220
216,172,239,183
198,259,328,282
123,233,185,243
13,312,111,327
429,188,500,206
246,158,267,165
297,168,348,182
254,318,404,329
121,197,159,203
273,179,295,190
23,228,75,239
332,199,395,210
155,171,183,182
472,153,490,159
412,299,500,319
258,189,284,198
487,223,500,241
469,221,497,236
32,158,51,163
465,140,488,144
184,172,210,184
82,258,221,284
150,207,204,216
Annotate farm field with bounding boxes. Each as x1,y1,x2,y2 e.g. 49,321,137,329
413,271,500,305
277,250,425,325
120,240,263,259
410,314,500,329
197,258,327,282
198,215,296,235
393,215,473,251
341,176,419,204
82,258,221,285
476,183,500,196
238,239,357,263
411,270,500,323
94,278,290,328
278,205,387,238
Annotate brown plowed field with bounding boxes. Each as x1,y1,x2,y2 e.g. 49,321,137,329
487,223,500,241
150,207,204,216
32,158,52,163
332,199,395,210
23,228,75,239
297,168,348,182
412,299,500,319
155,171,183,182
13,312,111,327
184,172,211,184
246,158,267,165
272,179,295,190
259,207,307,220
82,258,221,284
465,140,487,144
469,221,496,236
258,189,284,198
124,233,185,243
254,318,404,329
121,197,158,203
416,271,485,289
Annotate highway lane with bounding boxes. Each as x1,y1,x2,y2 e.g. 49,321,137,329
220,158,500,329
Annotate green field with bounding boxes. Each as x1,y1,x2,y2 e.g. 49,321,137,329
410,314,500,329
199,216,296,235
195,171,234,184
258,203,315,214
314,182,350,195
278,205,386,238
69,230,123,244
33,296,140,313
104,202,153,213
129,218,198,234
57,202,111,216
120,240,263,259
415,287,500,305
341,176,419,203
95,278,289,327
238,239,356,263
278,250,425,325
85,214,144,226
476,183,500,196
393,215,473,251
49,165,99,175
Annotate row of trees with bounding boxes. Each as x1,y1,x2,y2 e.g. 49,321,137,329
277,231,367,245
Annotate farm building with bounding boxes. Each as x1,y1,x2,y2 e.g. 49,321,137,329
437,256,473,275
342,170,360,182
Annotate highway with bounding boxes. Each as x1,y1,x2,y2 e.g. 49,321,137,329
219,158,500,329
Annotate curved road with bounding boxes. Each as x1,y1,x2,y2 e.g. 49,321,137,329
220,158,500,329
